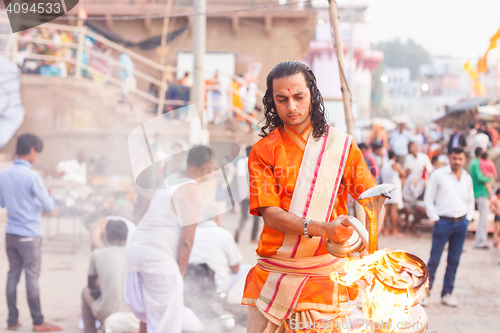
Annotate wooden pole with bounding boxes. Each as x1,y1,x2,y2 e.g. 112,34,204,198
74,0,86,79
156,0,174,116
159,0,174,65
192,0,207,131
329,1,370,247
328,0,354,137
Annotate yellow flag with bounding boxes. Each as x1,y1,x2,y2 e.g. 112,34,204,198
463,60,485,96
463,60,470,72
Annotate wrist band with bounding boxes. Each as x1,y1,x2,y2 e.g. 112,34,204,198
303,219,313,239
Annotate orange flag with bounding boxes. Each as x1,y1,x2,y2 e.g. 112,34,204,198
477,56,488,73
487,27,500,53
478,27,500,73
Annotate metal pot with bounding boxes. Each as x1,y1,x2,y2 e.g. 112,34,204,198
325,216,368,257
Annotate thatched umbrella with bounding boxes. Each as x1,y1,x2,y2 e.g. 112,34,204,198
434,97,491,129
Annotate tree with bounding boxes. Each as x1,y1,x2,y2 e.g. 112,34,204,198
373,38,431,80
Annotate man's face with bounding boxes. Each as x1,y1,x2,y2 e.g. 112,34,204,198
273,72,311,134
409,143,418,156
449,152,466,172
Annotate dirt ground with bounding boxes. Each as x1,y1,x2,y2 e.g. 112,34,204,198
0,209,499,333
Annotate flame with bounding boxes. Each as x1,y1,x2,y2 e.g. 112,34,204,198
331,249,428,332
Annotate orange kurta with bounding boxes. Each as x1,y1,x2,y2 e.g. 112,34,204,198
243,124,377,312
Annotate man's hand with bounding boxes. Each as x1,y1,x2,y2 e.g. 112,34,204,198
324,215,354,243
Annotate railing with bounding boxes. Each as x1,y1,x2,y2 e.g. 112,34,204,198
82,0,310,7
0,18,259,125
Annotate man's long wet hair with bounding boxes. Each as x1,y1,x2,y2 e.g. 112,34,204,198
259,61,329,140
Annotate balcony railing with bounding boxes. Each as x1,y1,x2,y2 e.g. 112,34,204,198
0,19,258,125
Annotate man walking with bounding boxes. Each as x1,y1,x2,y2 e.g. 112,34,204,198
423,147,474,307
469,147,492,249
0,133,62,331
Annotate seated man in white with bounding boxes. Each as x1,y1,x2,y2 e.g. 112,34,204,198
188,217,251,303
88,215,136,250
81,220,137,333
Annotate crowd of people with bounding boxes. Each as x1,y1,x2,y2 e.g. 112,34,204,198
360,121,500,245
155,69,261,132
17,27,112,81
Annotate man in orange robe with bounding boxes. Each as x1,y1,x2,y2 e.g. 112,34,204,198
242,61,379,332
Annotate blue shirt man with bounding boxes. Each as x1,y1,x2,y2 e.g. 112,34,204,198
0,133,62,332
0,160,56,237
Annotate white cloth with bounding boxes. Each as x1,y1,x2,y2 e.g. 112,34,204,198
404,152,433,179
470,132,490,155
127,174,196,276
56,159,87,184
124,272,203,333
389,130,412,156
424,166,474,223
103,312,140,333
226,263,252,304
381,160,403,209
188,220,243,293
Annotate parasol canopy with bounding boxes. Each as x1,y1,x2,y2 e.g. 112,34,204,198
433,97,493,128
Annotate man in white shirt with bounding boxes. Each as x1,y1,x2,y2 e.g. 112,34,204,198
389,123,412,165
186,217,251,318
404,141,433,180
188,219,244,295
423,147,474,308
56,151,88,184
